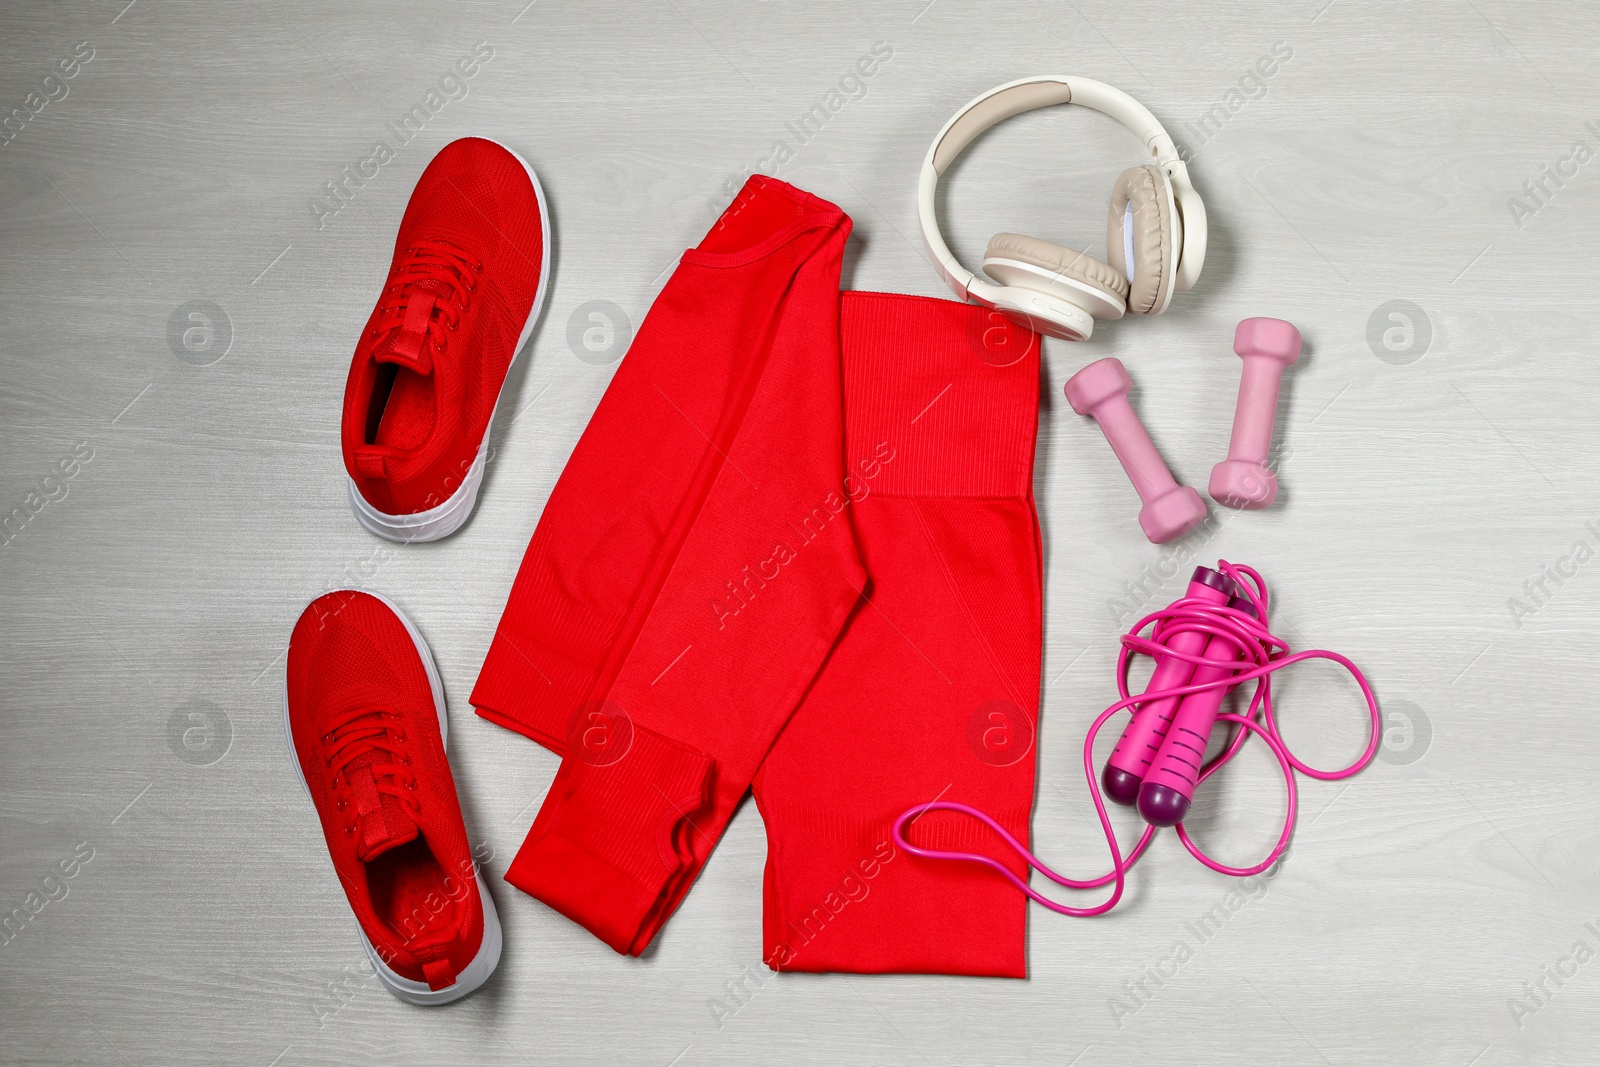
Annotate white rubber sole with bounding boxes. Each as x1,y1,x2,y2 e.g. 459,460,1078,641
349,138,554,543
283,589,503,1006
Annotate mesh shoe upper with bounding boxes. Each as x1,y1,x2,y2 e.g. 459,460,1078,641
286,590,485,990
342,137,546,517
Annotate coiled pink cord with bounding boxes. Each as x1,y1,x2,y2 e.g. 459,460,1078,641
892,560,1380,916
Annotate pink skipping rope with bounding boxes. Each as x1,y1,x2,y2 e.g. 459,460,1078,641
892,560,1381,917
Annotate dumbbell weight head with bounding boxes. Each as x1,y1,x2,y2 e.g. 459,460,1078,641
1064,358,1208,545
1139,485,1209,544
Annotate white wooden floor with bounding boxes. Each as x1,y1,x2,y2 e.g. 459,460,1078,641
2,2,1597,1064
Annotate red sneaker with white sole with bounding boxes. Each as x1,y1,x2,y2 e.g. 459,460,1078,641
285,589,501,1004
342,136,551,541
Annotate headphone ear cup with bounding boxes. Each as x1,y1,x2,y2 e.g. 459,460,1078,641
981,232,1128,320
1107,165,1178,315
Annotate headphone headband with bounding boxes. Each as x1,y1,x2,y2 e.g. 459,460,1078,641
927,77,1181,176
917,76,1205,333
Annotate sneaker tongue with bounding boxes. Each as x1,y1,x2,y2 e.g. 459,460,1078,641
348,760,419,862
373,278,450,375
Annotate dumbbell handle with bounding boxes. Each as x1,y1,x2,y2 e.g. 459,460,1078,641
1227,355,1287,463
1093,394,1178,502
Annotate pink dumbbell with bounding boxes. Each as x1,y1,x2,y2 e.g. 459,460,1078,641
1210,317,1302,509
1064,358,1208,544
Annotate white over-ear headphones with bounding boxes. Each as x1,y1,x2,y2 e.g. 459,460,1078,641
918,76,1208,341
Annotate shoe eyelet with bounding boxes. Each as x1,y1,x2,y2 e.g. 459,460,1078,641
474,263,483,273
337,800,346,811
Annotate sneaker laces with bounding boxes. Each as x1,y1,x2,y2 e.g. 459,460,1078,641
369,238,483,356
322,705,421,822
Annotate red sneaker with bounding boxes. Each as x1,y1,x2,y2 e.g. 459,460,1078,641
342,137,551,541
284,590,501,1004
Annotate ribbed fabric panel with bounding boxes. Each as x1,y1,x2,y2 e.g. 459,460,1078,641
775,804,1033,850
912,497,1044,716
526,724,713,892
841,292,1039,499
756,293,1043,978
473,528,629,753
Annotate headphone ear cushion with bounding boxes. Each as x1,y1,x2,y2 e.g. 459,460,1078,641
1107,165,1175,315
983,232,1128,311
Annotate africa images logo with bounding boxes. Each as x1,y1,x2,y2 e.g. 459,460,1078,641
0,41,94,151
707,41,895,216
306,42,495,231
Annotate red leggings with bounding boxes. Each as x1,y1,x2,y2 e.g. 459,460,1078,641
472,177,1042,977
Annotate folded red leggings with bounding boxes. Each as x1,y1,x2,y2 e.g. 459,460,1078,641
472,177,1042,976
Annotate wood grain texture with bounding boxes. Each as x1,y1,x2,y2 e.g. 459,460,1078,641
1,1,1597,1064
